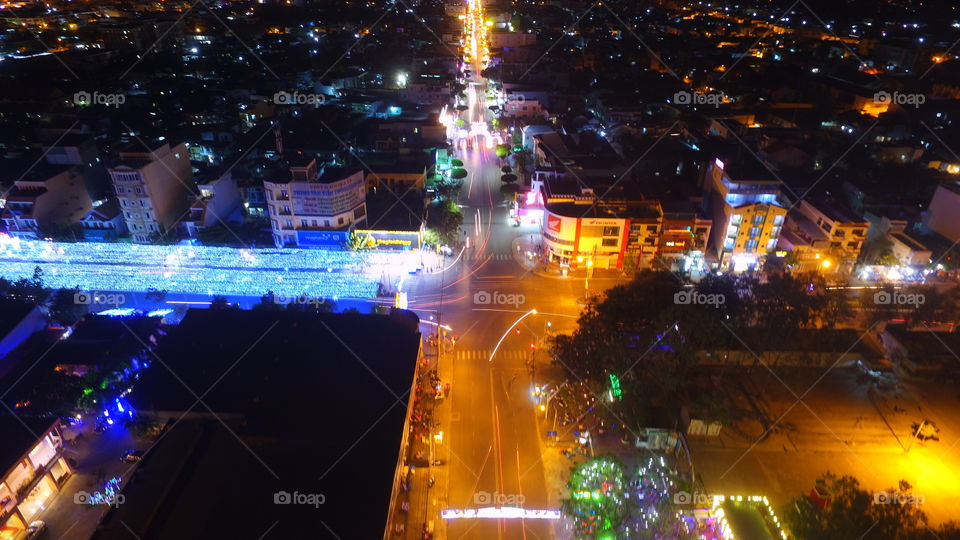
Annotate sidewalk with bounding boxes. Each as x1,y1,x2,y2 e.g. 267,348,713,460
395,336,453,539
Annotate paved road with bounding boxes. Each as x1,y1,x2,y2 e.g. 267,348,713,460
402,113,629,538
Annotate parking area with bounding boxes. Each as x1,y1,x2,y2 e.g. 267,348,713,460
689,366,960,524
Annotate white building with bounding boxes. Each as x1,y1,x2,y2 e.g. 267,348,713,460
925,183,960,243
264,158,367,247
108,142,196,243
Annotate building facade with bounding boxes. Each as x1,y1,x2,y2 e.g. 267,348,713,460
0,419,73,539
108,142,196,243
1,167,92,239
705,159,787,271
264,160,367,247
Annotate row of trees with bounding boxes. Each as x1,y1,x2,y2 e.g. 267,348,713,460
551,270,959,431
786,473,960,540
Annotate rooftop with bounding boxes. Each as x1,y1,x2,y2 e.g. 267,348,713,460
0,416,58,476
110,309,421,538
0,299,37,343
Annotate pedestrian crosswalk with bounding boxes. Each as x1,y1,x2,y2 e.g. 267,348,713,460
480,253,513,261
450,349,533,362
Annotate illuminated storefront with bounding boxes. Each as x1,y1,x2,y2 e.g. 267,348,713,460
0,420,72,537
541,201,710,272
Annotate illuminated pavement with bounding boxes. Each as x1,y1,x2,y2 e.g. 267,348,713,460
0,236,419,299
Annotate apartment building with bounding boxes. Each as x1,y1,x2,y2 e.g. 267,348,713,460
108,142,196,243
263,158,367,247
705,159,787,271
537,176,711,271
0,164,92,239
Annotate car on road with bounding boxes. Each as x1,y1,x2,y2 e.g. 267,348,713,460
25,521,45,539
120,449,144,463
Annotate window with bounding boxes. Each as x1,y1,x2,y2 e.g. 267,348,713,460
602,226,620,236
601,238,618,247
773,215,784,225
745,240,758,250
338,217,345,225
646,225,657,233
749,227,760,238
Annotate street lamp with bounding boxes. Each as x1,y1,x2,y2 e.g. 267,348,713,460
488,309,537,362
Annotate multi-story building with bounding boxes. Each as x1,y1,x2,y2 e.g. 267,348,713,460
537,175,711,271
0,418,72,538
181,169,243,239
925,183,960,243
0,164,92,239
704,159,787,271
108,142,196,243
542,200,659,271
888,231,932,267
263,158,367,247
658,201,712,271
365,157,428,194
80,199,128,241
789,198,868,274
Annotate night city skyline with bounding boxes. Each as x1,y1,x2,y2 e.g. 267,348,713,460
1,0,960,538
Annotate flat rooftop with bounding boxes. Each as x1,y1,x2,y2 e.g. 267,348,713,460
100,308,421,539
